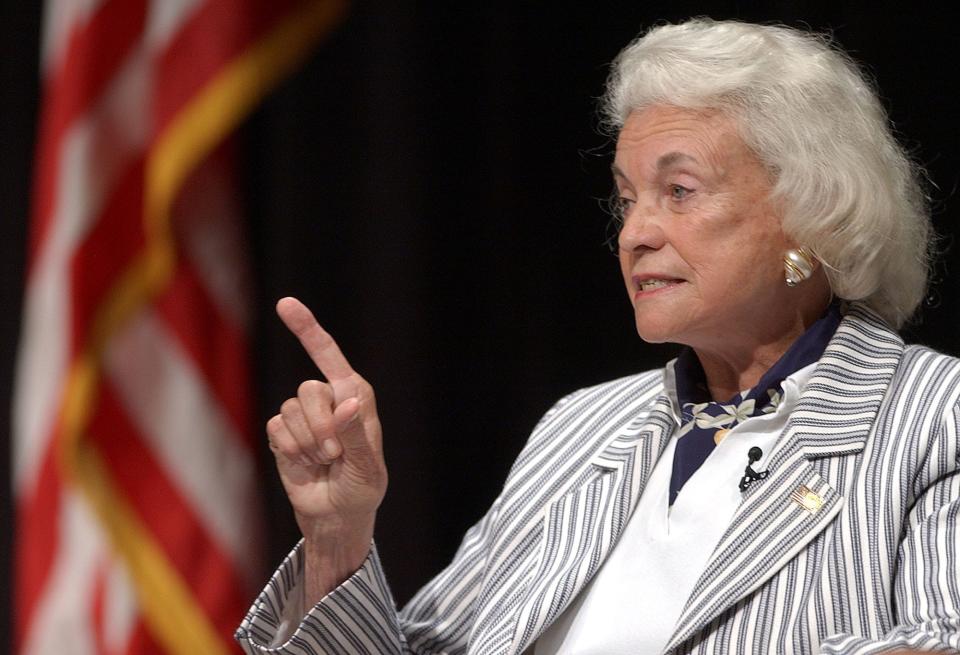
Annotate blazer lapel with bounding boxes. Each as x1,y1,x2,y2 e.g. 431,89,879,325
663,305,904,653
506,396,675,655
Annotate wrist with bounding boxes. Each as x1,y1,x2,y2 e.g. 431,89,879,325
300,517,375,605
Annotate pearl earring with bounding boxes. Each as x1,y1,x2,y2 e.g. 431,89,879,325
783,247,816,287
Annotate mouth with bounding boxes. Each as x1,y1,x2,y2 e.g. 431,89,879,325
633,275,685,295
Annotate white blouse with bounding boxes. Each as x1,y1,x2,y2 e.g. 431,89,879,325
533,361,817,655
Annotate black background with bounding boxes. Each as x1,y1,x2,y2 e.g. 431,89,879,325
2,1,959,649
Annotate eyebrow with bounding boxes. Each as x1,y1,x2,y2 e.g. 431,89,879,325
655,151,698,169
611,151,700,179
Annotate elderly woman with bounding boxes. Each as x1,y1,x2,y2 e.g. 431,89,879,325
236,19,960,655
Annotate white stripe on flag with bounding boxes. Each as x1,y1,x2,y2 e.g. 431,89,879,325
39,0,107,75
144,0,205,51
20,494,106,655
102,556,139,653
104,309,260,580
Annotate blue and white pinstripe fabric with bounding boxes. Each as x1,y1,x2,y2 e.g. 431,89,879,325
236,305,960,654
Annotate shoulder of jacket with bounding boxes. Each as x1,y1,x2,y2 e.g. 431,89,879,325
512,368,665,465
893,344,960,395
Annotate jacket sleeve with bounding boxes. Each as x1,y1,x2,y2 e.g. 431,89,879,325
235,494,503,655
820,401,960,654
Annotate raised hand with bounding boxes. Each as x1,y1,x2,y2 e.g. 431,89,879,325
267,297,387,601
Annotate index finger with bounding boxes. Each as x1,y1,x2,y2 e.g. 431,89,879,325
276,297,355,382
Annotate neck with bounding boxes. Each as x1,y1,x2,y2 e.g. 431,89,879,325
693,294,834,401
694,337,801,401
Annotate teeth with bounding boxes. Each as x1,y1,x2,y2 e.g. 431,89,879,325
640,279,672,291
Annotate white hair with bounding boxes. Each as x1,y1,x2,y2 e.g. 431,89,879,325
601,18,932,328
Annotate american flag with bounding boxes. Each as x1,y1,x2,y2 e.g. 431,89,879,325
13,1,345,653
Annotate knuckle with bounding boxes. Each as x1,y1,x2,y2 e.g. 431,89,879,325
298,379,329,397
265,418,299,459
309,417,335,436
280,397,301,417
358,378,375,400
276,442,300,459
266,415,285,436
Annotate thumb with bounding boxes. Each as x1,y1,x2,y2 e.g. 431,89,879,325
331,396,379,465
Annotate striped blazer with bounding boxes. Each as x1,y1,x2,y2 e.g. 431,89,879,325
237,305,960,654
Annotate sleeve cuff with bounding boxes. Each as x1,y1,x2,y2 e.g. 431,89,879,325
235,540,403,655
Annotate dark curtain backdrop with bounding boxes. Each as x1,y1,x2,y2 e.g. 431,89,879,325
2,2,959,646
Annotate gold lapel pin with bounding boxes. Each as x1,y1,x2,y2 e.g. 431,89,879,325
790,485,823,513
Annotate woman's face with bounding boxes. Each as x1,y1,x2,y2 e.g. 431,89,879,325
614,105,801,355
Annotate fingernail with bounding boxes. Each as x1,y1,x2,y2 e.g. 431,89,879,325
322,439,340,458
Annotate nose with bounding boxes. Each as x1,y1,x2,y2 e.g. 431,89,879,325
617,202,666,254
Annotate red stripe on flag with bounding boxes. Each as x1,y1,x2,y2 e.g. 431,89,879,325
155,257,254,444
68,156,146,355
123,621,166,655
13,440,64,652
88,380,251,642
151,0,300,136
29,0,147,270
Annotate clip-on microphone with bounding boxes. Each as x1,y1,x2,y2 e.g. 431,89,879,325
738,446,769,492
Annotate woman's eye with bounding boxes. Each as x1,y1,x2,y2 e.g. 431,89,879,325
669,184,692,201
616,197,635,216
